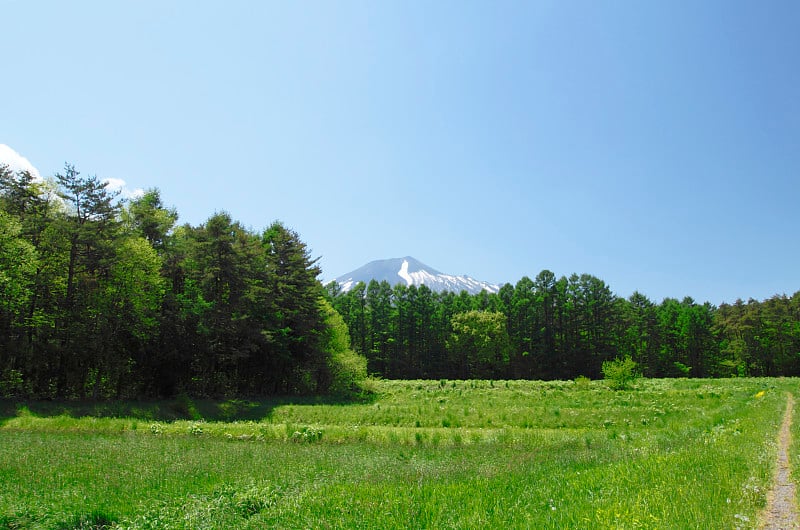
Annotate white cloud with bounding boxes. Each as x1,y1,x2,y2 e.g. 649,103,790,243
102,177,127,191
102,177,144,199
0,144,42,181
0,145,143,200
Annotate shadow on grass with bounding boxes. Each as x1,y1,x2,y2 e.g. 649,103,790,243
0,390,377,425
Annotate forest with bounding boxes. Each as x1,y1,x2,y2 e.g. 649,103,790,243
0,165,365,399
1,163,799,399
328,275,800,382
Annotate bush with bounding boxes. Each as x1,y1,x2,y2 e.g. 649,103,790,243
602,356,639,390
172,393,202,420
327,347,368,395
290,426,323,443
189,422,205,436
319,299,368,395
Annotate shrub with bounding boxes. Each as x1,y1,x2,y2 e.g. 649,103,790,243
673,361,692,376
189,422,204,436
602,356,639,390
328,347,368,395
290,426,323,443
319,299,368,395
172,393,202,420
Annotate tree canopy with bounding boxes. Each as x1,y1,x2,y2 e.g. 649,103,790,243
328,279,800,381
0,163,366,398
2,162,799,398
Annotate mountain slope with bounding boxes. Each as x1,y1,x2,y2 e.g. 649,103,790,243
333,257,499,295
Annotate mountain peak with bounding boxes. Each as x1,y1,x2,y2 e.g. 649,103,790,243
333,257,499,295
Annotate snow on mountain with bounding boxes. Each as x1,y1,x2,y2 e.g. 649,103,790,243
332,257,500,295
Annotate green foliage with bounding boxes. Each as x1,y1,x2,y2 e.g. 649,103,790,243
673,361,692,376
330,276,800,383
0,212,38,314
289,425,324,443
319,299,367,395
56,510,117,529
188,422,205,436
121,188,178,251
0,369,27,397
447,310,511,379
602,356,640,390
0,162,349,398
4,158,800,399
173,393,202,420
107,237,165,333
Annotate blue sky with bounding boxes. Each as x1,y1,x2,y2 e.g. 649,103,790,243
3,0,799,305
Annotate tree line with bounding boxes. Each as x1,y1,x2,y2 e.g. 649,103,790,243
0,164,365,399
327,272,800,381
3,163,798,399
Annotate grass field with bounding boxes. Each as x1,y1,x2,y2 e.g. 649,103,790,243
0,377,796,529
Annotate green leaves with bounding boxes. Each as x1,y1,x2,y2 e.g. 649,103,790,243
122,188,178,251
105,236,165,337
0,163,350,399
448,310,511,379
0,212,37,316
318,298,367,395
602,356,640,390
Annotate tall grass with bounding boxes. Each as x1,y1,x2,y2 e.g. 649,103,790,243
0,377,794,528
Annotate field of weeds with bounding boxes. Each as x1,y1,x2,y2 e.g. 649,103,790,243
0,377,795,529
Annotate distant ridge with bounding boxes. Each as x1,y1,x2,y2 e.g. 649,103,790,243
332,257,500,295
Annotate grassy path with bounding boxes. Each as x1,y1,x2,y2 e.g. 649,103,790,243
761,393,798,529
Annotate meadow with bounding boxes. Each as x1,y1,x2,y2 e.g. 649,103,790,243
0,377,796,529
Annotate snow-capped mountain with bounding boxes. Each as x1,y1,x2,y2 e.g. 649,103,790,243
332,257,500,295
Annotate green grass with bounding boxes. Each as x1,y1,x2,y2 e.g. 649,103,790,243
0,377,795,528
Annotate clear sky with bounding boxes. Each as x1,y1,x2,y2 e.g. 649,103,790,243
3,0,799,306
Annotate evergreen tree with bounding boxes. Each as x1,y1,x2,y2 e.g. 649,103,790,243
53,164,122,396
262,221,326,393
122,188,178,253
365,280,393,375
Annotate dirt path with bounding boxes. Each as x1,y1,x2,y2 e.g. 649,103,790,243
761,393,798,529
